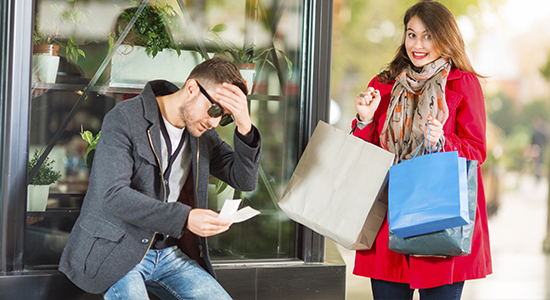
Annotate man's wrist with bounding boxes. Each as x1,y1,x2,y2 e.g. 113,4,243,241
236,125,257,147
237,125,252,136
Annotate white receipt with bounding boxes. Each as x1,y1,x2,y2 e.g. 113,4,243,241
218,199,260,223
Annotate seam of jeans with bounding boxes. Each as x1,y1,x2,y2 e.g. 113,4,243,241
152,279,185,300
105,285,121,300
147,249,160,277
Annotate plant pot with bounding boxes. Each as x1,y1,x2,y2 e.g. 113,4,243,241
110,45,203,87
27,185,50,212
32,44,60,84
235,63,256,94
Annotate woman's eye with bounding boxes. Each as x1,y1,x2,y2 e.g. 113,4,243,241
408,33,416,39
424,34,432,40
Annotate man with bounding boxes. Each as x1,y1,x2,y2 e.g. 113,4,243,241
59,57,261,299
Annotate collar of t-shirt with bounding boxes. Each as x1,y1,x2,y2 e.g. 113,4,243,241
162,116,184,155
160,116,191,203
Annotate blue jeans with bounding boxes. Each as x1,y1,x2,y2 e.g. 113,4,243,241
371,279,464,300
103,246,232,300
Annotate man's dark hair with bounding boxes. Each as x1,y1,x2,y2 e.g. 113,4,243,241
187,57,248,95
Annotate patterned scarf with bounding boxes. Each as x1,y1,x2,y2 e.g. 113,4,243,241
380,57,451,163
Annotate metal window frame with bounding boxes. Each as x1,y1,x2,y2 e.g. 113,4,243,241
0,0,33,273
297,0,333,263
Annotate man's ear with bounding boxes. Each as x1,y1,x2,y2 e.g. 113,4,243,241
184,79,199,96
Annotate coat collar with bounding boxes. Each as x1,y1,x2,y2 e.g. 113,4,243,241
140,80,181,167
142,80,181,124
447,67,463,82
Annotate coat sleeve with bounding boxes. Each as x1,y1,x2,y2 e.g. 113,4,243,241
94,107,188,238
208,126,262,192
352,77,381,145
443,72,487,164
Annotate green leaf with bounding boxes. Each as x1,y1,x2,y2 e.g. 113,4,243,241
215,180,229,195
94,131,101,143
28,149,62,185
212,24,228,32
81,130,93,144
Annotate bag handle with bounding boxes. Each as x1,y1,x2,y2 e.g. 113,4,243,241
411,120,442,159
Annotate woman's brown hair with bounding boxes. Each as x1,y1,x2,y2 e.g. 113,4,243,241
378,0,483,82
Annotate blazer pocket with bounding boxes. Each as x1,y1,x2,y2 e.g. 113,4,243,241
77,214,125,278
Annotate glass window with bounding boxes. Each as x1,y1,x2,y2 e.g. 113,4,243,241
26,0,303,267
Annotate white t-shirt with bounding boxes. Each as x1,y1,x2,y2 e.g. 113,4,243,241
160,116,191,203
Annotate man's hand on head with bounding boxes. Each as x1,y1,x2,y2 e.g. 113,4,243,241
187,208,233,237
215,82,252,136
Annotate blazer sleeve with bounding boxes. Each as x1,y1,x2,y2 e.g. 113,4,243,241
443,72,487,164
208,126,262,192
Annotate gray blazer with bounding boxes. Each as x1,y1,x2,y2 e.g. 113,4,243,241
59,80,261,294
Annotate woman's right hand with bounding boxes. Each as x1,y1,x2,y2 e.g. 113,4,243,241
354,87,381,122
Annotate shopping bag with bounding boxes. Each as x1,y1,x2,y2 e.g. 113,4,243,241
388,160,478,256
279,121,395,250
388,149,469,239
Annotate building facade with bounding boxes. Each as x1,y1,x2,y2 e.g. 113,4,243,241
0,0,344,299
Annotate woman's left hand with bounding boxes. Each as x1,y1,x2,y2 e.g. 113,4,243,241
424,115,444,149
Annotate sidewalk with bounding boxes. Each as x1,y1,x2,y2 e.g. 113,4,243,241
336,174,550,300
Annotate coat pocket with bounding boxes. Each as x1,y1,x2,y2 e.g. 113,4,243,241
76,214,125,278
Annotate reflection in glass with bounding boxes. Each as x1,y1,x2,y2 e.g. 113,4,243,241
26,0,303,266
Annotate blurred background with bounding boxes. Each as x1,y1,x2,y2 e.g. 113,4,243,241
328,0,550,299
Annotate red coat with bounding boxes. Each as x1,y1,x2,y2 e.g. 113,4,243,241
352,68,493,289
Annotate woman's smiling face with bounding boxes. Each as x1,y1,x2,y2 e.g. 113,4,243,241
405,15,442,68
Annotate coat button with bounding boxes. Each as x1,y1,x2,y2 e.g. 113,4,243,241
142,238,149,244
164,179,168,186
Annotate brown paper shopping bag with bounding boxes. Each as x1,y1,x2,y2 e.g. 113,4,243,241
279,121,394,250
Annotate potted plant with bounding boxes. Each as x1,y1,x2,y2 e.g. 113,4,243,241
27,149,62,212
206,32,293,94
80,126,100,171
32,0,87,83
110,4,202,87
33,14,62,84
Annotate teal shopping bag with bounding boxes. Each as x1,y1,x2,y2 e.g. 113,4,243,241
388,149,469,239
388,160,478,256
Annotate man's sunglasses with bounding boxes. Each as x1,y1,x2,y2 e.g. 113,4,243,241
196,82,234,126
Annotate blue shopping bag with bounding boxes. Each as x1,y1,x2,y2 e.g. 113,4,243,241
388,160,478,256
388,148,469,239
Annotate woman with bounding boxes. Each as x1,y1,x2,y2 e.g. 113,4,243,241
351,1,492,299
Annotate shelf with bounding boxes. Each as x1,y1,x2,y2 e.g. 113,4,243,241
31,82,287,102
48,193,86,198
247,94,286,101
27,207,81,217
31,82,144,95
